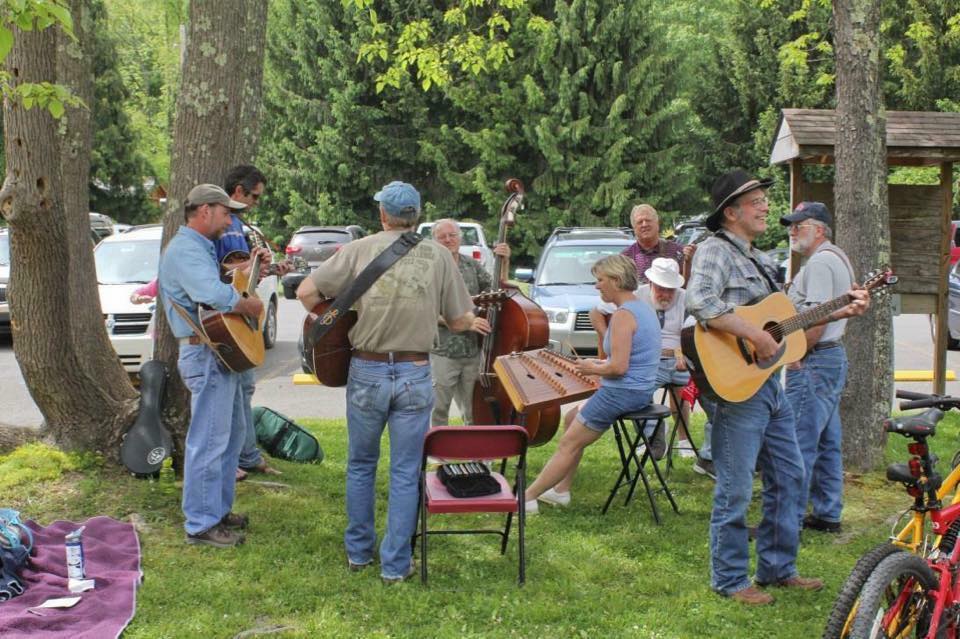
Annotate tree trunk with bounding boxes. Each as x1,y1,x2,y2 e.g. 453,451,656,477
833,0,891,472
157,0,269,472
0,3,137,456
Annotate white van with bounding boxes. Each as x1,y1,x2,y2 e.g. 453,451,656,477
94,225,279,373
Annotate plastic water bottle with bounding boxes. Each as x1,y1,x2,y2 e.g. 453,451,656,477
65,526,86,580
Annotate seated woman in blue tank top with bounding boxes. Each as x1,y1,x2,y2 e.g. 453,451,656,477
524,254,661,513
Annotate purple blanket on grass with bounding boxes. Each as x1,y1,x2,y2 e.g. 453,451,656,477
0,516,142,639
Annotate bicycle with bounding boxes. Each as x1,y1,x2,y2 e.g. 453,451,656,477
822,390,960,638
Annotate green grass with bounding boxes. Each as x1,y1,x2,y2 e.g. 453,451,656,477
8,412,960,638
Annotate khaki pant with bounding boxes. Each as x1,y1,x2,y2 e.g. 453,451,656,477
431,353,481,426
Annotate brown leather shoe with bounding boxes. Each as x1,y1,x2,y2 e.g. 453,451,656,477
186,524,245,548
220,512,249,530
729,585,774,605
758,575,824,591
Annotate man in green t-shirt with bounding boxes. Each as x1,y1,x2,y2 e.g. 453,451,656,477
429,218,509,426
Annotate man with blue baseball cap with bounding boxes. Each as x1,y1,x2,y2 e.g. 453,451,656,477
297,180,491,583
780,201,855,535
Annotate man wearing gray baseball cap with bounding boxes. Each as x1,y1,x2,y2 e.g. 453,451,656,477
158,183,264,548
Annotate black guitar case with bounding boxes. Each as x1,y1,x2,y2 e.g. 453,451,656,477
120,360,175,478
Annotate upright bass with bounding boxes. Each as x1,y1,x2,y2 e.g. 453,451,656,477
471,179,561,446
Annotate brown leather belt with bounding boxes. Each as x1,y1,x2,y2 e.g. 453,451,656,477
179,335,202,346
660,348,679,358
353,350,429,363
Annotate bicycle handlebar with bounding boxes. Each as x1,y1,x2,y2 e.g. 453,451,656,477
895,389,960,411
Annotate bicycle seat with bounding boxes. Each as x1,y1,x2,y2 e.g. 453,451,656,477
883,408,944,437
885,463,942,491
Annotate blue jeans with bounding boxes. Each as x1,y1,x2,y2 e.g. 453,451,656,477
785,346,847,524
709,377,804,594
699,396,715,461
344,358,433,579
237,369,264,469
641,359,690,438
178,345,245,535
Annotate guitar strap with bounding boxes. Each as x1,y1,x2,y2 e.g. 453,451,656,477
171,303,234,369
716,231,780,295
304,231,424,349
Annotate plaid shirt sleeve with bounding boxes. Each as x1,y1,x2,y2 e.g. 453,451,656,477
685,238,734,323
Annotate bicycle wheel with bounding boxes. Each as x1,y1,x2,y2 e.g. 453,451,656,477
822,543,902,639
849,551,940,639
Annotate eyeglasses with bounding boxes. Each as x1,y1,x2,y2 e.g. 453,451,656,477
788,223,817,234
743,195,768,208
434,232,461,241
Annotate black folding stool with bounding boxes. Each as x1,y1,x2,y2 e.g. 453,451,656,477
660,384,700,477
602,404,680,524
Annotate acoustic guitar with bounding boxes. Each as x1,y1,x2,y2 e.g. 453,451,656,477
200,248,267,373
680,269,896,402
302,290,508,387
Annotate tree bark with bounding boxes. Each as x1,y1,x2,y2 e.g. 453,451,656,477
0,2,137,456
157,0,269,472
833,0,891,472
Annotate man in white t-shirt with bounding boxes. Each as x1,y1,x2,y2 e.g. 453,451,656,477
589,257,692,459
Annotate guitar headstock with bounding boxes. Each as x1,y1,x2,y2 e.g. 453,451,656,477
862,268,898,296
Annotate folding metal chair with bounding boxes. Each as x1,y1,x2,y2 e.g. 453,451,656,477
660,384,700,476
415,425,528,585
603,404,680,524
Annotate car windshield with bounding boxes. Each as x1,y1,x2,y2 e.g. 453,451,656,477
421,225,481,245
294,231,350,245
94,239,161,284
675,226,706,246
537,244,627,286
0,234,8,266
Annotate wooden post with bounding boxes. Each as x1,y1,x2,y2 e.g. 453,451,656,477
788,158,804,281
935,162,953,394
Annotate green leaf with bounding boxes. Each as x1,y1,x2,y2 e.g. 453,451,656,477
22,95,34,109
48,99,65,118
0,26,13,63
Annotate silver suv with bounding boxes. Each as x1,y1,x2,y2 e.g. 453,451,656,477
523,227,633,356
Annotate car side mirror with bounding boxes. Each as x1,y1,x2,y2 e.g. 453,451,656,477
513,267,534,283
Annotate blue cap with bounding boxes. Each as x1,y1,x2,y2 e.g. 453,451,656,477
780,201,833,227
374,181,421,218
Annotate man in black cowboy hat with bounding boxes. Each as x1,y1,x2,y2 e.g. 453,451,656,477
685,169,869,605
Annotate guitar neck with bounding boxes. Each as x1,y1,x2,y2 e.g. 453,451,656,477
771,293,851,339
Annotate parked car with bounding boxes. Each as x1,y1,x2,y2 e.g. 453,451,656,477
674,214,710,246
951,221,960,266
948,260,960,350
94,225,280,373
281,225,366,299
518,227,634,356
0,228,9,335
766,246,791,284
417,221,495,277
89,212,115,241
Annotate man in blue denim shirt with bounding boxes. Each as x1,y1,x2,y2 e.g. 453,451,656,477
686,170,869,605
297,181,489,583
781,202,855,535
159,184,265,548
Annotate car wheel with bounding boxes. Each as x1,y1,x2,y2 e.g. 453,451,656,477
298,332,313,374
950,335,960,351
262,297,278,349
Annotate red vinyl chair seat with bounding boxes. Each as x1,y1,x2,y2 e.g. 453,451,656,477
424,471,519,514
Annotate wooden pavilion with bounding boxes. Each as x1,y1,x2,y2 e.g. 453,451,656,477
769,108,960,393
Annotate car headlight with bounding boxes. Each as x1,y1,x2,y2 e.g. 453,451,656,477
543,307,570,324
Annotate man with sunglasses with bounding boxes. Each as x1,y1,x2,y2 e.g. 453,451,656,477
780,202,854,536
215,164,290,480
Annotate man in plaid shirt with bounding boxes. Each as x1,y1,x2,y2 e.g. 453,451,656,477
685,170,869,606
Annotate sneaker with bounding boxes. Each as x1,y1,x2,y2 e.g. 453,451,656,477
186,524,245,548
381,561,416,585
235,468,248,482
729,585,774,605
757,575,824,591
676,440,697,459
634,442,648,458
693,457,716,480
220,512,249,530
347,555,373,572
803,514,842,533
525,499,539,515
538,487,571,507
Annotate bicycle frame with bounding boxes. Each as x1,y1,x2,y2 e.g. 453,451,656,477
892,456,960,553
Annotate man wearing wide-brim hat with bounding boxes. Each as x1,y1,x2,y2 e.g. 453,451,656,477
684,169,870,605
